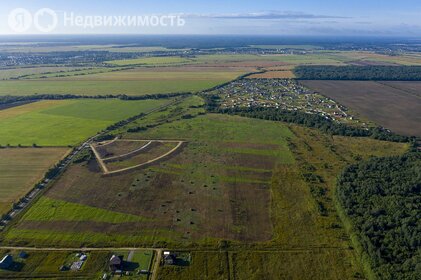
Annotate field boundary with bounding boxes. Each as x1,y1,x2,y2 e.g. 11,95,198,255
91,139,186,176
102,140,152,162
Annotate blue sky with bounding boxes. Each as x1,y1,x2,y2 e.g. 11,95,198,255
1,0,421,35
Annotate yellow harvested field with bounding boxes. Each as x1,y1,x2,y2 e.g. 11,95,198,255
0,147,69,215
248,70,296,79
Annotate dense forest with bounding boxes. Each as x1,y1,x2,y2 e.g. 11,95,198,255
294,65,421,80
209,105,414,143
337,153,421,280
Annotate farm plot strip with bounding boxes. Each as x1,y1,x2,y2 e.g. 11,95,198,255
105,141,186,175
102,141,153,162
90,140,186,175
301,80,421,137
89,144,109,174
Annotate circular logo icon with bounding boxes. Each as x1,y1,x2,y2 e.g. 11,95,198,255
34,8,58,33
8,8,32,33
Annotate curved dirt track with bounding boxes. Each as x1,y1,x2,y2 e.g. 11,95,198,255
91,140,186,175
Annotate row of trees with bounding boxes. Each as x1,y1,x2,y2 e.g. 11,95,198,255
294,65,421,80
0,92,190,107
337,153,421,280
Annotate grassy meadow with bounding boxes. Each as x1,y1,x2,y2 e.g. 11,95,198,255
0,98,172,146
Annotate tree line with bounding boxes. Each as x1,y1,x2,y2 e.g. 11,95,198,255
0,92,190,107
294,65,421,80
337,153,421,280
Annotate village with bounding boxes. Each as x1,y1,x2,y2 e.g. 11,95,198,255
213,78,366,126
0,249,190,279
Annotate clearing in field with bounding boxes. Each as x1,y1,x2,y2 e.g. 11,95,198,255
0,98,172,146
0,147,69,216
301,80,421,137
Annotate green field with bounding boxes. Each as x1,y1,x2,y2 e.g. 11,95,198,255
0,78,237,96
21,67,118,80
106,56,192,66
0,67,85,80
0,147,69,216
21,197,149,223
45,68,247,82
0,99,172,146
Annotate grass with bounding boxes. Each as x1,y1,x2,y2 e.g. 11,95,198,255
157,250,360,280
157,251,229,280
21,197,149,223
23,67,117,79
126,113,294,146
114,95,205,133
0,99,172,146
0,147,69,216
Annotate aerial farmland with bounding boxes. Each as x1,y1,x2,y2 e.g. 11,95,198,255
0,31,419,280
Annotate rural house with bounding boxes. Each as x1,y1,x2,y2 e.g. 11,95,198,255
109,255,123,272
163,252,176,265
0,255,13,269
